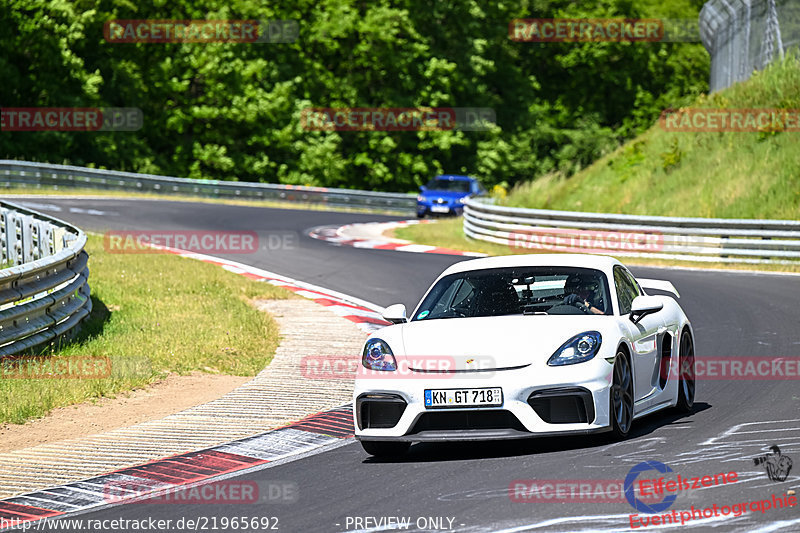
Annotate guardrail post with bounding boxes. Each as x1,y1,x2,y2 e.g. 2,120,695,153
6,211,22,266
0,210,7,266
21,215,35,264
53,227,67,253
37,220,54,258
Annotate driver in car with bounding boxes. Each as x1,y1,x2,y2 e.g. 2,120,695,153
563,273,605,315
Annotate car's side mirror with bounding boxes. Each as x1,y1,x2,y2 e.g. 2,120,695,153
382,303,408,324
420,186,427,192
629,296,664,324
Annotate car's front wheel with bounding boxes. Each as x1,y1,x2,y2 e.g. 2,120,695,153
610,351,634,439
675,330,695,412
360,440,410,457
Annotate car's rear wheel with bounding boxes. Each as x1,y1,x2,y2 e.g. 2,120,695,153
360,440,410,457
676,330,695,412
610,351,634,439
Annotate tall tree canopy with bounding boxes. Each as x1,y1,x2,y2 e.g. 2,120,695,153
0,0,709,191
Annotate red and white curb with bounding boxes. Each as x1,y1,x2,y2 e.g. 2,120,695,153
0,407,353,529
154,246,392,333
308,220,486,257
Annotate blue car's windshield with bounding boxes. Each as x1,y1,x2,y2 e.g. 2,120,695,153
425,178,471,193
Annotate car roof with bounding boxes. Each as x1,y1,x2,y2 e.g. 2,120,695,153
439,254,623,278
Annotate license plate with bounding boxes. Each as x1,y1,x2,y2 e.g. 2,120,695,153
424,388,503,408
431,205,450,213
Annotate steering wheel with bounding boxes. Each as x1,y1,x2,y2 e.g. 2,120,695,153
564,294,591,314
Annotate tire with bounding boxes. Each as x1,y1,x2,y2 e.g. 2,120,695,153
610,351,634,439
675,330,695,413
416,211,425,219
360,440,410,457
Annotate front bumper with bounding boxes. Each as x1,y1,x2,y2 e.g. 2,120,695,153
353,359,614,441
416,202,464,216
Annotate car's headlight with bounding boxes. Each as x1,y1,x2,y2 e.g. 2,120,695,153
456,197,467,204
362,339,397,371
417,195,425,202
547,331,602,366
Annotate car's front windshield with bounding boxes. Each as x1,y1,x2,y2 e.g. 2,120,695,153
425,178,471,193
412,266,612,320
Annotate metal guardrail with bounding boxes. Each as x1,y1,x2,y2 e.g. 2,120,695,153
463,198,800,264
0,160,416,212
0,201,91,356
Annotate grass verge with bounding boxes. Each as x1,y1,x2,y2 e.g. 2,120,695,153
393,217,800,274
0,234,294,425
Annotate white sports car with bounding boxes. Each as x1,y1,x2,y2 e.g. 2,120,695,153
353,254,695,456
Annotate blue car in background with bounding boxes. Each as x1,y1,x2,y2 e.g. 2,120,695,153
416,175,485,218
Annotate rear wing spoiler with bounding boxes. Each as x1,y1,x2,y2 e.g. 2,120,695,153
637,278,680,298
